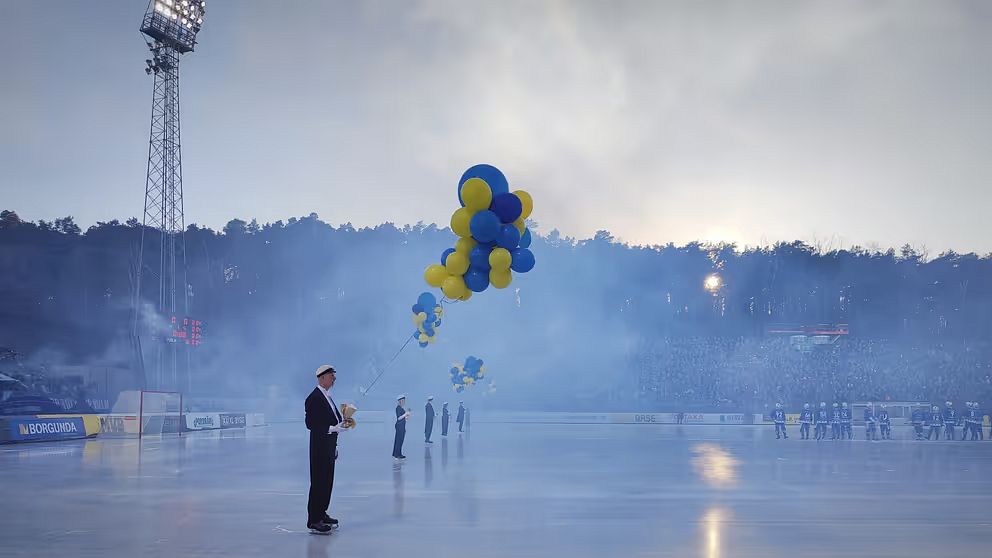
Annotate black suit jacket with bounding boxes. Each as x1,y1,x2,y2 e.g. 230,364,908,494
305,387,341,447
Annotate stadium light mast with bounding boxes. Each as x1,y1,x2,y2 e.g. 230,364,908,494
134,0,206,391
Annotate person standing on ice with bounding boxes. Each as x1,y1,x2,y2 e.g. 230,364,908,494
456,401,466,433
424,396,435,444
840,402,853,440
830,403,842,440
911,405,926,440
815,402,829,441
771,403,788,439
305,365,346,533
927,405,943,440
943,401,958,440
393,395,411,459
878,404,892,440
799,403,812,440
863,402,877,441
441,402,450,437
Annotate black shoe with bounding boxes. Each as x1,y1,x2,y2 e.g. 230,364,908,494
308,521,332,533
426,440,434,444
322,515,339,526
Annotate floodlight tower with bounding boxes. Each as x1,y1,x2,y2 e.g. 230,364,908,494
134,0,206,390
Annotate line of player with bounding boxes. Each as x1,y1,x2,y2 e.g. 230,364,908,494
769,401,988,441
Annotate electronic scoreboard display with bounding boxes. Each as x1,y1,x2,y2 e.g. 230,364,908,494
167,316,203,347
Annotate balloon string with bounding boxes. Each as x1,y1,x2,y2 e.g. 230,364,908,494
361,332,416,399
361,293,456,398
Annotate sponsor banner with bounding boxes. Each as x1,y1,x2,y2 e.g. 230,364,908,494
37,414,101,436
219,413,247,429
246,413,266,427
185,413,221,431
99,414,138,435
5,416,87,442
475,413,749,425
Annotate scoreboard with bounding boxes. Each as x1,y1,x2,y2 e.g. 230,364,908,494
167,316,203,347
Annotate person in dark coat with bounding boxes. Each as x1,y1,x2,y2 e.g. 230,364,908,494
305,365,347,532
456,401,466,433
441,402,450,436
424,396,435,443
393,395,410,459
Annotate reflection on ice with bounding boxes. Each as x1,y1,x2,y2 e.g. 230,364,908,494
691,443,738,488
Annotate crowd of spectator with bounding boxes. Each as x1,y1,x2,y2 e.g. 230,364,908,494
633,337,992,411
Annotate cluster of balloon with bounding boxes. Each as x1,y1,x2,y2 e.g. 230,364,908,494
411,292,443,348
449,356,486,393
423,164,537,300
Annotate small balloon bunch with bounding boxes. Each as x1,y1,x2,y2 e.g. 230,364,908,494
411,292,443,348
424,164,536,301
449,355,486,393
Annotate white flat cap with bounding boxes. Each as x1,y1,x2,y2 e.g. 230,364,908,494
397,394,406,400
427,395,434,400
316,365,336,377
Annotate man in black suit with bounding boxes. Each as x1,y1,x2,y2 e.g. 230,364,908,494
305,365,347,532
424,396,435,443
441,402,450,437
393,395,410,459
456,401,466,433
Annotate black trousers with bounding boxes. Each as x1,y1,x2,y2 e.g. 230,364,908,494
307,434,336,524
393,426,406,457
442,417,449,436
815,423,826,439
458,419,464,432
425,419,434,442
880,424,891,439
945,424,955,440
927,426,941,440
800,423,810,439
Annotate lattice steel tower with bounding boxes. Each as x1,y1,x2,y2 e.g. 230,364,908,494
134,0,206,390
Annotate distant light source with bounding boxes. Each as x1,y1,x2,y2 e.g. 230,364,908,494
704,274,722,293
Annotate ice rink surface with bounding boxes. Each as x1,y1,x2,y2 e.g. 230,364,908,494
2,422,992,557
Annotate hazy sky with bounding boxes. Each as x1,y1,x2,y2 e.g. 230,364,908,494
2,1,990,253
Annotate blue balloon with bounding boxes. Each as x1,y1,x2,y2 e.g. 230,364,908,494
418,292,437,309
519,228,532,249
492,193,523,223
423,324,435,337
464,268,490,293
479,240,497,250
412,304,424,314
497,224,521,249
469,246,492,270
510,248,536,273
425,312,436,324
434,320,442,328
419,342,429,348
441,248,456,265
458,164,509,206
469,210,501,243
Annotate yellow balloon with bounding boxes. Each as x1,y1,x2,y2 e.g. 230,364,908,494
489,247,512,270
514,190,533,220
424,264,448,288
418,333,428,343
434,306,444,316
455,237,477,255
445,252,470,276
427,335,437,344
442,275,467,299
490,268,512,289
460,178,493,211
415,312,428,323
460,290,473,302
464,376,475,385
450,207,475,238
513,218,525,235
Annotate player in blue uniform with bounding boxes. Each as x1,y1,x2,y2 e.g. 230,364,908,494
927,405,943,440
772,402,788,439
911,405,926,440
863,402,877,441
878,403,891,440
960,401,973,441
831,403,842,440
943,401,958,440
815,402,829,441
799,403,813,440
840,402,853,440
